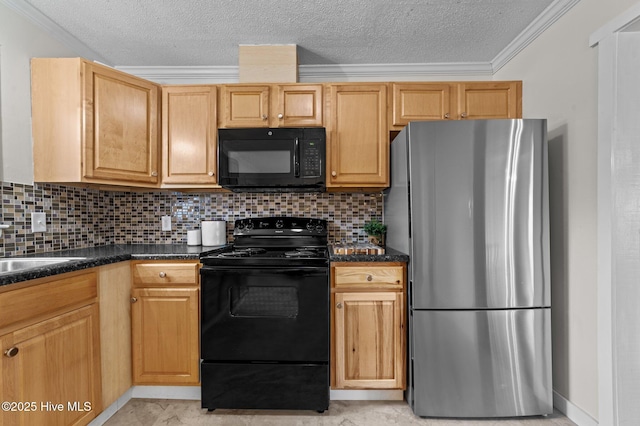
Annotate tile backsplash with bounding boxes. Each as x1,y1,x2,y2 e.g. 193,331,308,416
0,181,383,257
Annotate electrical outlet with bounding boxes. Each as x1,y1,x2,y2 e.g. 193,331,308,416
31,212,46,233
161,215,172,231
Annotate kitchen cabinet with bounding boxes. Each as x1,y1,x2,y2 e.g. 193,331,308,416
130,261,200,385
98,262,132,409
390,83,453,128
219,84,323,128
390,81,522,129
330,262,406,389
161,85,218,186
456,81,522,119
326,84,389,189
31,58,160,187
0,271,101,426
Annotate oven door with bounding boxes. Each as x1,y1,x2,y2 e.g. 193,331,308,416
200,266,329,362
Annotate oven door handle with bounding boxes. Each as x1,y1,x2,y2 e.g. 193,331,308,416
202,266,326,275
294,137,300,177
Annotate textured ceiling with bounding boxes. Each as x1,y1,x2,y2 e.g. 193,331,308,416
12,0,560,68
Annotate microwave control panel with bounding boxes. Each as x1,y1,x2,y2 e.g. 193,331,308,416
302,140,323,177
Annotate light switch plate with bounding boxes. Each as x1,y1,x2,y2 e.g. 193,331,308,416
161,215,172,231
31,212,46,233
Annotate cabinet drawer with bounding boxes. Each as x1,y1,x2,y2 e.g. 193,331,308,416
0,271,97,331
132,262,199,286
333,266,404,290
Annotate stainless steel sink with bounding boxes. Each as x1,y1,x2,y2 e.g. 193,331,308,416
0,257,86,275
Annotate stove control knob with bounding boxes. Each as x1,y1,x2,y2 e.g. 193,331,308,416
306,222,315,231
245,221,254,230
236,221,245,230
315,224,324,232
275,220,284,229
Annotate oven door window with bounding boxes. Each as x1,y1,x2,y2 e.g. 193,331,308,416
230,286,298,318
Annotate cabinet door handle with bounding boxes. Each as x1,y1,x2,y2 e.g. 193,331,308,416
131,297,137,303
331,171,337,177
278,113,284,119
336,303,343,309
151,171,158,177
208,171,214,177
262,114,268,120
460,112,467,119
444,113,450,119
159,272,166,278
366,275,373,281
4,347,18,358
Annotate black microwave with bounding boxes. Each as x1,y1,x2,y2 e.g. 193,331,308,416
218,127,326,192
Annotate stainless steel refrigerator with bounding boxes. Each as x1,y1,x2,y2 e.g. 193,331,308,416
384,119,552,418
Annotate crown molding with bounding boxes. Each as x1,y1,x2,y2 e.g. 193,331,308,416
491,0,581,72
0,0,111,64
117,62,494,84
590,1,640,46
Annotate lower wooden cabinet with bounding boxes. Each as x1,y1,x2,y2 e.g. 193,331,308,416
0,272,101,426
130,261,200,385
331,262,406,390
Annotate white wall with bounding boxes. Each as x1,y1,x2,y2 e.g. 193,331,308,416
0,2,77,184
494,0,640,422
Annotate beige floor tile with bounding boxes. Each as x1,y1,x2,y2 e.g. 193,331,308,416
103,399,576,426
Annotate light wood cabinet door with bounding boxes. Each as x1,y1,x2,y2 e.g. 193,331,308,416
333,291,404,389
162,85,217,185
0,304,101,426
275,84,323,127
83,62,160,184
220,85,270,127
327,84,389,188
456,81,522,119
391,83,453,128
131,287,200,385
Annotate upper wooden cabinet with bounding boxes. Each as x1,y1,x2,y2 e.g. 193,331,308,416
31,58,160,187
390,81,522,130
161,85,218,186
219,84,323,128
391,83,453,128
326,84,389,189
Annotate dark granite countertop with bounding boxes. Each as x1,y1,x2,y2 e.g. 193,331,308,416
0,244,229,287
329,246,409,263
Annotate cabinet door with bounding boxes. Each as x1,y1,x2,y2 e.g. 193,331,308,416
333,291,404,389
220,85,270,127
131,287,199,384
83,62,159,184
275,84,323,127
162,86,217,185
456,81,522,119
0,304,101,426
391,83,452,128
327,84,389,187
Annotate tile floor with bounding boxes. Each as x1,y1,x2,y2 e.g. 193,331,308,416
103,399,577,426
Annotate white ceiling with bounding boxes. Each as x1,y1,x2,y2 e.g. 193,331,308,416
4,0,579,78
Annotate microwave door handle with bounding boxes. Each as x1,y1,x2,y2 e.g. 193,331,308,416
294,137,300,177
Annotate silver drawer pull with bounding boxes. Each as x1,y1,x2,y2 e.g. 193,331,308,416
159,272,166,278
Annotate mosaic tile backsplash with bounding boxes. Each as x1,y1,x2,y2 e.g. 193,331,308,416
0,181,383,257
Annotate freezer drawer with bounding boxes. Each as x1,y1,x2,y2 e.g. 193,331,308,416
411,308,552,418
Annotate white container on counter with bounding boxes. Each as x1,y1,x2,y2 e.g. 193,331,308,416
201,220,226,246
187,229,202,246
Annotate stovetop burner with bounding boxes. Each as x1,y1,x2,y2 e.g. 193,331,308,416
200,217,329,267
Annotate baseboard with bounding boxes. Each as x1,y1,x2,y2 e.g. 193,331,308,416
330,389,404,401
131,386,201,400
88,388,133,426
553,390,598,426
